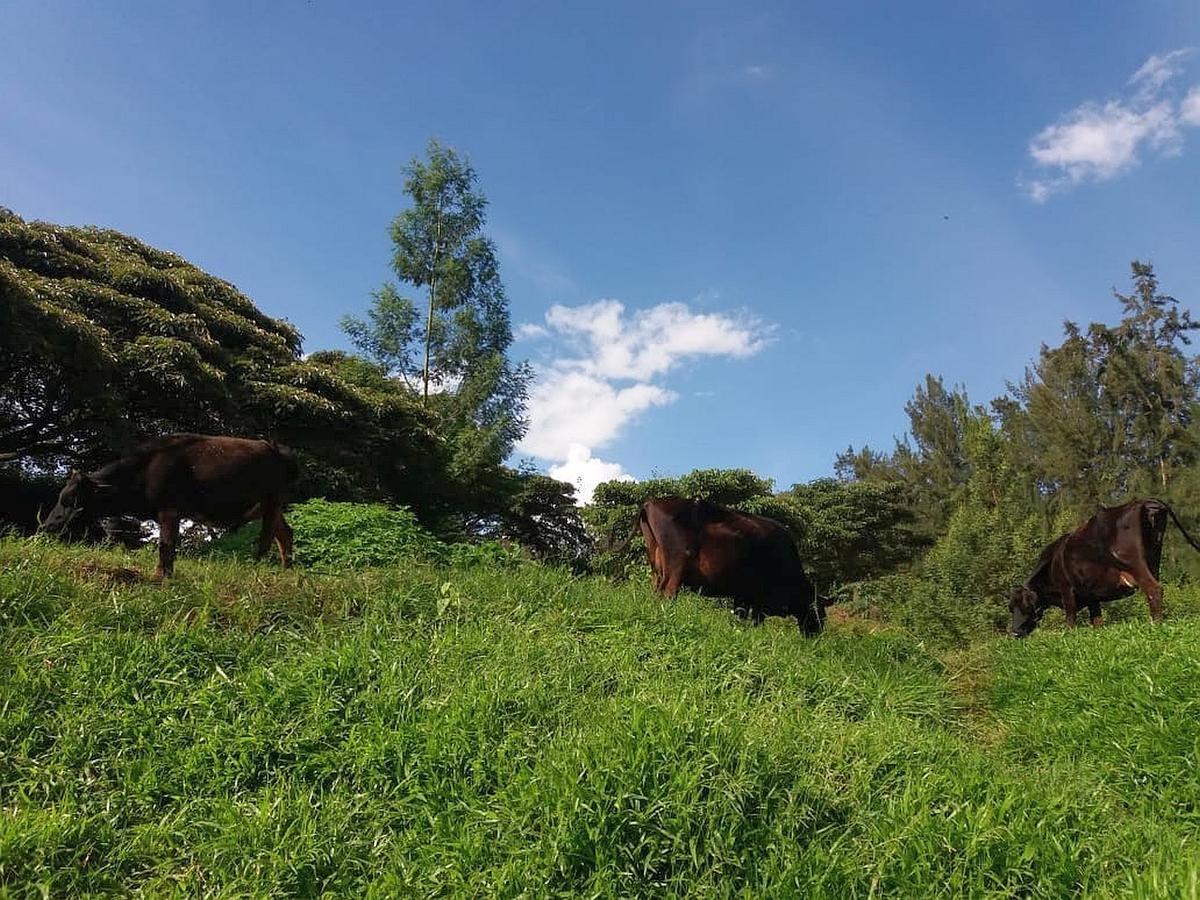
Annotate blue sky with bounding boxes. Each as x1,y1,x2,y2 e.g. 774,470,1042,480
3,2,1199,501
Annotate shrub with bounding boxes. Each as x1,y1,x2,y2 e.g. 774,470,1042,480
209,498,444,572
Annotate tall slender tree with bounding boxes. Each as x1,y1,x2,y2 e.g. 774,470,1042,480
342,139,529,457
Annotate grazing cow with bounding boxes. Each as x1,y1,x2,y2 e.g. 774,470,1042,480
639,497,829,634
1009,498,1200,637
41,434,298,578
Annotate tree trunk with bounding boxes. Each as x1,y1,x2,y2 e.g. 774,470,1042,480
422,216,443,405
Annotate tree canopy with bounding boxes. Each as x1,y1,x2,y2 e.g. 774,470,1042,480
0,208,441,501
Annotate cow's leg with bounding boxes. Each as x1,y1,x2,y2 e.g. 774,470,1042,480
256,500,278,562
155,509,180,580
1061,586,1079,628
661,564,685,599
1127,560,1165,622
273,510,294,568
652,545,670,593
797,609,821,635
1088,602,1103,628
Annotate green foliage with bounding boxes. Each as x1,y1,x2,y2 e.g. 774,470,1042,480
208,499,528,573
849,414,1054,645
999,261,1199,515
0,466,61,535
837,376,975,539
337,140,540,536
209,499,444,572
344,138,530,457
0,211,439,502
489,470,592,570
5,539,1200,894
587,469,923,590
918,416,1052,633
781,478,927,588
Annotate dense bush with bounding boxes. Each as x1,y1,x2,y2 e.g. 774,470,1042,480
209,499,443,571
0,467,62,535
208,499,525,573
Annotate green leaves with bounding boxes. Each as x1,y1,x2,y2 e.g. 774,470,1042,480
586,468,922,589
0,210,438,504
1001,260,1199,512
351,138,529,456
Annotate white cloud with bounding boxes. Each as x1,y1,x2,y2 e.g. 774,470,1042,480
518,298,770,503
549,444,634,505
1182,87,1200,126
1130,49,1193,95
541,299,768,381
515,323,549,340
521,370,675,460
1029,100,1178,182
1023,49,1199,201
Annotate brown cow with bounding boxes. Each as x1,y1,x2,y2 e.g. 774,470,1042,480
41,434,298,579
639,497,828,634
1009,498,1200,637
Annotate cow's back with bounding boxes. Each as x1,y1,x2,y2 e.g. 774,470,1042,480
133,435,294,524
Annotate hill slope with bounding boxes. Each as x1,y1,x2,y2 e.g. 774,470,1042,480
2,539,1200,896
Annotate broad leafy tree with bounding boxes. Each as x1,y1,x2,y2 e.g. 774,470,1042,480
780,478,927,589
0,209,438,500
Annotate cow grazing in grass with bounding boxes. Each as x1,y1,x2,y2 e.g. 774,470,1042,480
42,434,298,579
639,497,829,634
1009,498,1200,637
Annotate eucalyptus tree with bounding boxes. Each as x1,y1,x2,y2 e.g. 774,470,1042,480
342,139,529,459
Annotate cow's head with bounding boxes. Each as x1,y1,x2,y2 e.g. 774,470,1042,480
39,470,104,534
1008,584,1045,637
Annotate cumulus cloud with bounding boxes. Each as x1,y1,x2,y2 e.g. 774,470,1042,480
1023,49,1200,201
518,298,770,503
549,444,635,504
543,299,768,381
520,370,675,460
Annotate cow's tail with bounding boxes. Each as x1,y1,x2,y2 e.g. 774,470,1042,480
604,505,645,558
1161,501,1200,553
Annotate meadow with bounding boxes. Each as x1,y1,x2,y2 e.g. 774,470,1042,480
3,535,1200,897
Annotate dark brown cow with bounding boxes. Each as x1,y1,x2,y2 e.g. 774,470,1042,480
41,434,298,579
639,497,828,634
1009,498,1200,636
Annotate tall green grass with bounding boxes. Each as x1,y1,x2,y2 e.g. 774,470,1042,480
3,538,1200,896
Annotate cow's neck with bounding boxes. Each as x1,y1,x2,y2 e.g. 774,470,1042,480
89,456,147,516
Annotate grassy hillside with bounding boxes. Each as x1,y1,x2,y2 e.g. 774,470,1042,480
3,539,1200,896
